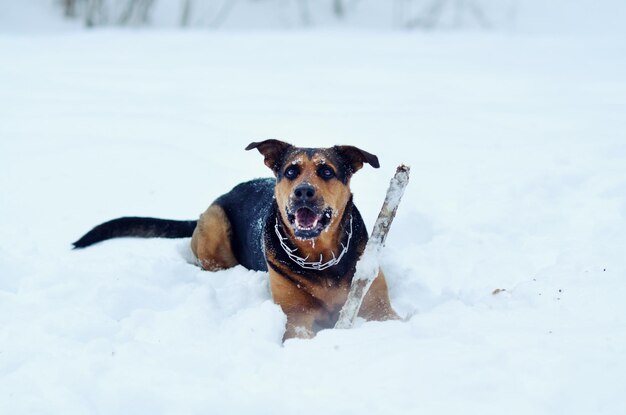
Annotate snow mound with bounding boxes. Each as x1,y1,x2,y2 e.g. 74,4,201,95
1,30,626,414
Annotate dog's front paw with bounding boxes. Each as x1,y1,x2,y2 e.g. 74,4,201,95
283,325,315,341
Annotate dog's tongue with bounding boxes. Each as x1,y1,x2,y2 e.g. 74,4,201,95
296,208,318,228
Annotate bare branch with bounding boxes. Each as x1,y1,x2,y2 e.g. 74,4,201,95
335,164,410,329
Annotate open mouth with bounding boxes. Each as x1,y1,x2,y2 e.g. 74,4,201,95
287,207,333,238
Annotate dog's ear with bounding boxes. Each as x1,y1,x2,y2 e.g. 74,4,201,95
333,145,380,176
246,140,293,173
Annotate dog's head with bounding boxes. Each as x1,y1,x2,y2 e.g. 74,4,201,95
246,139,379,240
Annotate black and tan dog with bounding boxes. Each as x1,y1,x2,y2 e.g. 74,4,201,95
74,140,398,339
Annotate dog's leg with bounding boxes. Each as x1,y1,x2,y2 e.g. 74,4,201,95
358,270,399,321
268,270,320,340
191,204,238,271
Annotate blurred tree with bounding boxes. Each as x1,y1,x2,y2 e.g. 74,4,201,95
57,0,506,30
334,0,345,18
85,0,104,27
399,0,492,29
119,0,155,25
60,0,155,27
180,0,193,26
63,0,77,17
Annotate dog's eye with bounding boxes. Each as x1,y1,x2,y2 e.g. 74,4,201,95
318,166,335,180
284,166,299,180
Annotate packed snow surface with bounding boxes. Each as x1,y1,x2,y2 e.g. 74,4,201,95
1,30,626,414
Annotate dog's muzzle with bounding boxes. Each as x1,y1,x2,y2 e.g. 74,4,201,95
286,183,333,239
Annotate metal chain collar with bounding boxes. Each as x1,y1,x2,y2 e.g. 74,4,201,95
274,215,353,271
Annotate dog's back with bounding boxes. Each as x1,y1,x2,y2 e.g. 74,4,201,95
212,178,274,271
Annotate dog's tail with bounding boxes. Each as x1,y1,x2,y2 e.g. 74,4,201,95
72,217,197,249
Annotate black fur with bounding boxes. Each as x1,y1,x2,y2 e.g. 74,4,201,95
213,178,275,271
72,217,197,248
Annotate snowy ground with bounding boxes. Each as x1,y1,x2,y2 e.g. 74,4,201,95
1,30,626,414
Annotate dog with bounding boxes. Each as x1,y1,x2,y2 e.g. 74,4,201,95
73,139,398,339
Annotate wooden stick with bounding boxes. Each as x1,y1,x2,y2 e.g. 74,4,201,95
335,164,410,329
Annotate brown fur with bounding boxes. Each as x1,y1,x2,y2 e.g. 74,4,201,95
191,204,238,271
269,265,395,339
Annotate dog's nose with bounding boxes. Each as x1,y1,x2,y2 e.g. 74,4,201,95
293,183,316,201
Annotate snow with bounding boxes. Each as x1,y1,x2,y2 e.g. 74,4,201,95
2,23,626,415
